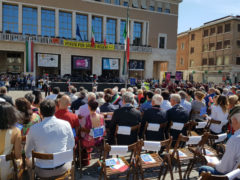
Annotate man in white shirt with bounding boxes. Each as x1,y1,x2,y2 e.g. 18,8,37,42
25,99,74,178
45,87,60,100
199,107,240,177
78,92,100,136
161,91,172,111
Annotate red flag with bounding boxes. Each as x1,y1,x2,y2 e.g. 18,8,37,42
126,37,130,63
91,27,95,47
104,39,107,47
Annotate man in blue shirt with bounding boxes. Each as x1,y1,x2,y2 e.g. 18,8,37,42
140,91,154,112
204,88,216,108
179,91,192,115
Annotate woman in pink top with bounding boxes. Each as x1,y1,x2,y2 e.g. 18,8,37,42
81,100,105,166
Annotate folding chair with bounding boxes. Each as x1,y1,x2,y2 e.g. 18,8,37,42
98,142,139,180
114,124,141,145
138,137,173,180
142,122,168,140
0,152,24,180
199,167,240,180
191,121,208,136
205,119,221,132
170,133,209,180
31,150,75,180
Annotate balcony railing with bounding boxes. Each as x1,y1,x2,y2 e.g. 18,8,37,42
0,32,152,53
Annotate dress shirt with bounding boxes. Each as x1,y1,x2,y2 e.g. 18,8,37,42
55,109,79,128
140,100,152,112
161,100,172,111
45,94,58,100
180,99,192,115
210,105,228,134
25,116,74,168
215,129,240,177
69,94,78,103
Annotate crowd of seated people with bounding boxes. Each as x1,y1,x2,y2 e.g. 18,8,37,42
1,82,240,179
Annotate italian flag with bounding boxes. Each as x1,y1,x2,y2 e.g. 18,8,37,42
122,18,130,75
26,40,34,72
91,27,95,47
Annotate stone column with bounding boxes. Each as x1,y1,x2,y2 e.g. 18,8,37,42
88,14,92,41
130,20,134,44
0,1,2,32
55,9,59,36
72,11,76,39
37,6,41,35
142,21,146,45
116,18,121,43
18,4,22,33
103,16,107,42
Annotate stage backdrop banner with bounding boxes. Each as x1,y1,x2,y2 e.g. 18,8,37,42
103,58,119,70
129,60,145,71
63,40,115,50
38,53,58,67
72,56,91,70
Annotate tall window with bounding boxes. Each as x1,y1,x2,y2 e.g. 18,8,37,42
210,27,215,35
123,1,129,6
106,19,116,44
22,7,37,35
41,9,55,36
217,26,223,34
157,7,162,12
104,0,111,3
76,14,88,41
164,8,170,13
92,16,103,42
149,6,155,11
3,4,18,33
120,20,126,44
159,36,166,49
203,29,208,37
114,0,120,5
225,23,231,32
133,22,142,46
59,11,72,38
238,24,240,32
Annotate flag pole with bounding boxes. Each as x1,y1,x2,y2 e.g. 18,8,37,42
124,3,130,89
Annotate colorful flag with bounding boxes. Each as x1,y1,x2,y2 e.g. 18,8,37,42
26,40,34,72
76,24,83,41
91,27,95,47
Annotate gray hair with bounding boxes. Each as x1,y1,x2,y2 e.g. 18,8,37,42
127,87,134,93
79,90,87,98
178,91,187,100
170,94,181,104
122,92,134,104
98,92,104,98
231,112,240,123
154,88,161,95
87,92,96,101
152,94,163,106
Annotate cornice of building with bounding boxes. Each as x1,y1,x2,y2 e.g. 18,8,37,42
155,0,183,5
178,15,240,37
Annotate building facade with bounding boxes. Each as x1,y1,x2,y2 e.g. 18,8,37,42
177,16,240,84
0,0,182,81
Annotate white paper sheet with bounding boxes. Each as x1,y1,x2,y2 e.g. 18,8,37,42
171,122,184,131
147,123,160,132
117,126,131,135
110,146,128,156
215,133,227,143
0,155,6,161
186,136,202,145
53,149,73,167
226,169,240,180
143,141,161,151
196,122,207,129
204,156,220,164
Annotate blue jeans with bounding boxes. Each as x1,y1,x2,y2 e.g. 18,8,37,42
198,166,223,176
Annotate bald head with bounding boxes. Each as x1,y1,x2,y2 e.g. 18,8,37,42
59,95,71,110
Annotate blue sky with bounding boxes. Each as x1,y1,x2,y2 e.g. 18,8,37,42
178,0,240,33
